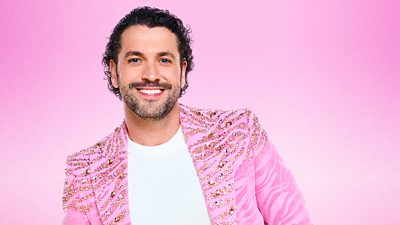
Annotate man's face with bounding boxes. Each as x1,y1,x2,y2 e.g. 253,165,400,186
110,25,187,120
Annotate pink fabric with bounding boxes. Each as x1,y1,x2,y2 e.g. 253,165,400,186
62,104,312,225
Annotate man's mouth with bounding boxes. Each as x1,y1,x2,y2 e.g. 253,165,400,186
129,82,171,97
137,88,164,95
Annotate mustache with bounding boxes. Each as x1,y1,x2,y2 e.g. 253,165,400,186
128,81,172,90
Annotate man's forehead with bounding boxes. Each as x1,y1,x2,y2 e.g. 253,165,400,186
119,25,179,53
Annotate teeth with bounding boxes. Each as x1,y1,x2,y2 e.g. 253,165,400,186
139,89,162,95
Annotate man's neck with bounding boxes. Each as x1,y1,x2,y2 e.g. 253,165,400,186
123,103,181,146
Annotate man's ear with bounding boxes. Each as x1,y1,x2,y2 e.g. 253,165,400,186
110,60,119,89
180,60,187,88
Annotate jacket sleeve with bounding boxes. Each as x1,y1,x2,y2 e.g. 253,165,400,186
62,157,91,225
254,140,312,225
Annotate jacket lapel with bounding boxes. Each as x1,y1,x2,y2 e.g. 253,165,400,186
179,104,239,225
91,122,131,225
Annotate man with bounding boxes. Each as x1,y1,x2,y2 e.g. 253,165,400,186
62,6,312,225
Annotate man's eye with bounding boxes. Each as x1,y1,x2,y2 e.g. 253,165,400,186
128,58,141,63
159,58,172,64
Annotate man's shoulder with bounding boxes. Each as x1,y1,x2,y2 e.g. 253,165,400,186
180,104,263,128
180,104,268,160
65,123,126,172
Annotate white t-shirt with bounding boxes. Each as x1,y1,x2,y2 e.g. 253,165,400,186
128,127,212,225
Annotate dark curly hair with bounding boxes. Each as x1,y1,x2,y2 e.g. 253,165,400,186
102,6,194,99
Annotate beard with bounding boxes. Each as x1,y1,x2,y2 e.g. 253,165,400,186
119,79,181,121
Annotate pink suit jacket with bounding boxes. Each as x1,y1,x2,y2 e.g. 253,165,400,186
62,104,312,225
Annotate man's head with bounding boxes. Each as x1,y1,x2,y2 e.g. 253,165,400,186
102,7,194,120
103,6,193,99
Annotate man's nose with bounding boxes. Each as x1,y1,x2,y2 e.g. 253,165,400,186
141,62,161,81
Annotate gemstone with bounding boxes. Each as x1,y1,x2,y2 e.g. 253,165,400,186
114,216,121,222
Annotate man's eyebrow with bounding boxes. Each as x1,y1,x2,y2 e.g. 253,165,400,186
158,52,176,59
124,51,144,59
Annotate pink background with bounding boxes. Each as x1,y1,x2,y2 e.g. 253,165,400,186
1,0,399,224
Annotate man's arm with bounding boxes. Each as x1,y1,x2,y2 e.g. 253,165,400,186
254,141,312,225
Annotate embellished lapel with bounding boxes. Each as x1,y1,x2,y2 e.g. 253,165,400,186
90,122,131,225
179,104,253,225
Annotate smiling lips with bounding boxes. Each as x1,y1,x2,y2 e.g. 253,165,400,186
135,87,166,98
129,82,171,97
137,88,163,95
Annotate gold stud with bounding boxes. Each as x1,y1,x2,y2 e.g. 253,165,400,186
229,207,235,215
108,159,113,165
218,162,225,168
85,169,90,174
208,180,216,186
208,132,214,138
114,216,121,222
110,191,116,198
